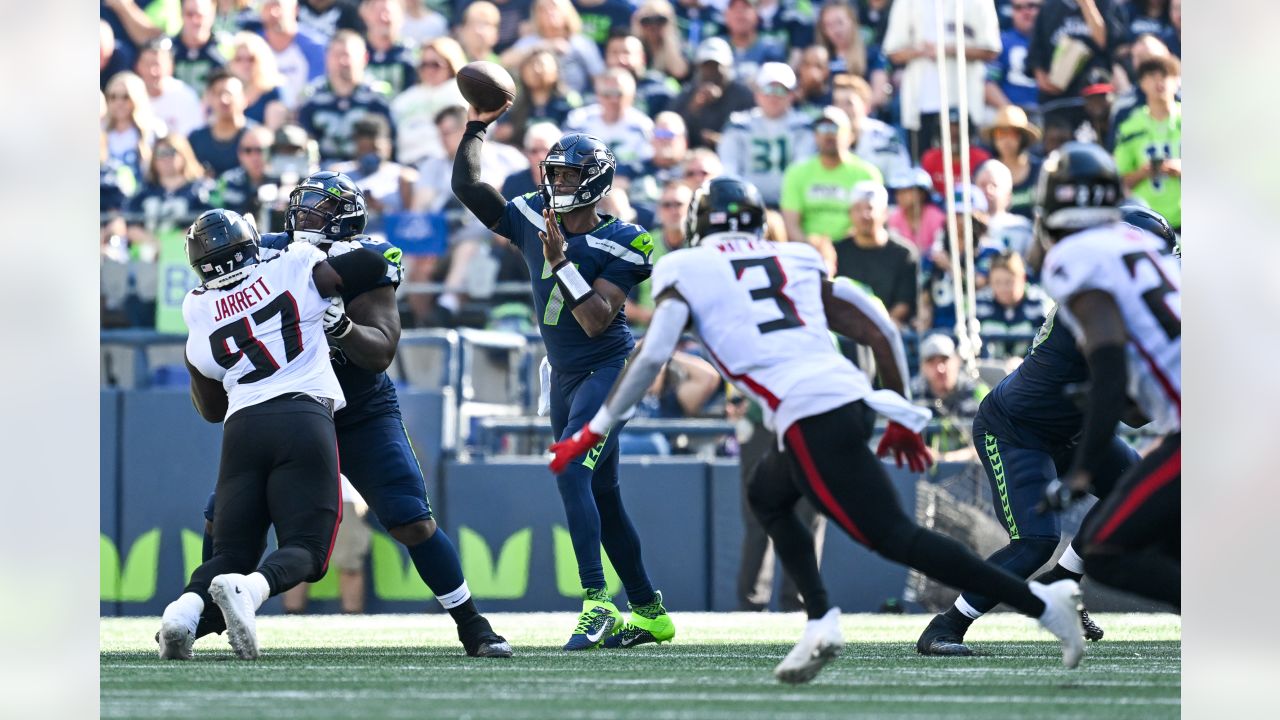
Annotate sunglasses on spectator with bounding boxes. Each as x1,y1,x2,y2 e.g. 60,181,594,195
638,15,668,26
761,84,790,97
814,121,840,134
597,89,623,98
155,147,177,158
239,145,266,155
654,128,679,139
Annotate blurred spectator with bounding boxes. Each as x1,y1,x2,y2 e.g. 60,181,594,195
680,147,724,190
298,30,396,162
260,0,327,110
919,184,993,332
779,106,882,246
103,71,158,182
400,0,449,46
172,0,228,94
361,0,418,96
911,333,987,459
188,69,254,177
1073,78,1115,149
757,0,816,54
633,351,722,420
722,0,786,84
501,0,605,96
1118,0,1176,62
1114,55,1181,230
100,95,138,253
564,69,655,176
981,104,1040,218
985,0,1040,113
817,1,889,112
417,105,524,213
1108,33,1175,143
631,0,689,82
501,121,561,198
331,114,419,233
1167,0,1180,56
268,123,322,187
717,63,814,208
606,34,679,117
213,0,258,35
1028,0,1123,128
831,73,911,182
621,111,689,210
626,182,692,326
485,0,538,54
858,0,892,48
974,250,1049,359
390,36,468,165
455,1,502,61
496,48,583,145
125,133,214,260
886,166,945,256
135,37,204,138
883,0,1000,160
974,159,1033,260
298,0,366,40
919,109,992,196
670,37,756,149
101,0,171,53
228,32,289,128
102,19,138,90
793,45,833,118
574,0,641,51
671,0,723,56
834,181,919,326
213,125,282,221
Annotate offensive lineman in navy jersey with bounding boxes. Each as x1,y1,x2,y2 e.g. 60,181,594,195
196,171,512,658
453,101,676,651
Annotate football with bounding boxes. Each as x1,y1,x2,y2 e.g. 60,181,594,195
456,61,516,113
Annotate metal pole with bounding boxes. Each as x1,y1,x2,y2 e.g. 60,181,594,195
953,0,982,368
933,0,971,364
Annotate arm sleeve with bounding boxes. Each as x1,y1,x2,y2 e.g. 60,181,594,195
1074,344,1129,476
831,278,912,399
586,298,691,434
451,120,508,229
327,247,390,297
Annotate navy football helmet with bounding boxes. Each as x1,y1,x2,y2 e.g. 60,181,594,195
539,133,615,211
1120,202,1178,255
186,209,260,288
685,175,767,247
285,170,368,245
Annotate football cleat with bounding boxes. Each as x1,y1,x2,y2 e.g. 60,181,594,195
1031,579,1085,669
209,574,260,660
563,594,622,651
155,623,195,661
603,590,676,648
774,607,845,684
459,615,514,658
915,613,974,657
1080,607,1104,642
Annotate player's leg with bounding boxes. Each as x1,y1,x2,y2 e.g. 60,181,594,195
551,367,622,649
1079,433,1181,609
783,499,827,613
918,426,1062,655
784,403,1085,668
736,422,776,610
339,412,511,657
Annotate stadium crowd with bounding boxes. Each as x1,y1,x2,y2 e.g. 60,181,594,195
99,0,1181,426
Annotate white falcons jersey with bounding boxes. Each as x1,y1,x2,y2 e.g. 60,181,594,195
652,235,915,444
183,242,346,419
1042,223,1181,433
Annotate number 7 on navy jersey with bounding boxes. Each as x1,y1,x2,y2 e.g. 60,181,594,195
209,293,304,384
730,257,804,334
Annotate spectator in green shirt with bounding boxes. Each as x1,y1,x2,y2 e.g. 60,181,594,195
780,105,883,247
1114,55,1181,229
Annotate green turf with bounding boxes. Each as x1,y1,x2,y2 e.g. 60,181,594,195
101,612,1180,720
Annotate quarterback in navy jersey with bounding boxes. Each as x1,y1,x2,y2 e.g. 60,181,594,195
195,171,512,658
453,102,676,651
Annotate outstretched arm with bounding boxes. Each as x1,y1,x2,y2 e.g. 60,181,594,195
821,279,911,398
451,103,513,229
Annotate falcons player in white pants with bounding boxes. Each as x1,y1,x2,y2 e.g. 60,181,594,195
548,176,1089,683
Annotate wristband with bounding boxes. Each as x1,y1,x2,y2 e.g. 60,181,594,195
328,314,354,339
552,259,595,308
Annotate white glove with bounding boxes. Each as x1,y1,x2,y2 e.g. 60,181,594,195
324,296,353,338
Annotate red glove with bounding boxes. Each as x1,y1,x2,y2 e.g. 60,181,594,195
548,427,604,474
875,422,934,474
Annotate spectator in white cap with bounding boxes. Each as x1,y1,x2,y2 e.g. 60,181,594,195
722,0,787,84
887,166,945,256
670,36,756,148
834,180,920,326
716,62,815,207
911,332,987,459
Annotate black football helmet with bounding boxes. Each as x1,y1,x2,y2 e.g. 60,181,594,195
539,133,616,211
1120,202,1178,255
186,209,260,288
684,175,767,247
1034,142,1123,247
285,170,368,245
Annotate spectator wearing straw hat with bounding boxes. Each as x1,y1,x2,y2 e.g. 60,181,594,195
982,104,1041,219
920,108,993,196
886,167,945,256
834,181,920,326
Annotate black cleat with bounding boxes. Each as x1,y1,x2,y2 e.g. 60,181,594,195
459,615,514,658
916,613,974,656
1080,607,1104,642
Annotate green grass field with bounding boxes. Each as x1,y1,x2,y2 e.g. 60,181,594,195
101,612,1180,720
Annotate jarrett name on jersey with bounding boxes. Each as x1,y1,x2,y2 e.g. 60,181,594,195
1042,223,1182,434
184,242,345,419
259,232,403,426
493,192,653,372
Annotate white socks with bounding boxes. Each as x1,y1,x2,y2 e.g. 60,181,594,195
1058,545,1086,575
954,595,984,620
244,572,271,610
436,581,472,610
162,592,205,632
